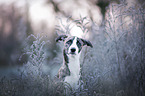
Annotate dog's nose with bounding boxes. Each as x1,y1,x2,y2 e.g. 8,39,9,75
71,48,76,52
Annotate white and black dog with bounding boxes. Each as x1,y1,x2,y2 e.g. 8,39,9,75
56,35,93,89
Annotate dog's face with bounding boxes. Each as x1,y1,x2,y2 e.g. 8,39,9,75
56,35,93,56
64,36,82,55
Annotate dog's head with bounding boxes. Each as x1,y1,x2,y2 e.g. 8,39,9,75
56,35,93,56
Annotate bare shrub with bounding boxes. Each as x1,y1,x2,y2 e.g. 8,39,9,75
0,1,144,96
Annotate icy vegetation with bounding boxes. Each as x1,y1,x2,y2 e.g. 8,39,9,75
0,1,145,96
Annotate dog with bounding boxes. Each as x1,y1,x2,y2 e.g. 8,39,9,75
56,35,93,89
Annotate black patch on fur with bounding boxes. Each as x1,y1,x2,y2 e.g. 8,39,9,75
56,35,68,42
65,37,75,47
57,50,70,80
76,37,93,53
77,37,83,53
63,50,69,63
57,63,70,80
81,39,93,48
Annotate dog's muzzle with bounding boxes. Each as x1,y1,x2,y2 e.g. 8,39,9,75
70,48,76,55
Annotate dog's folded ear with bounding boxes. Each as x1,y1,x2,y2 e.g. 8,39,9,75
56,35,68,42
81,39,93,48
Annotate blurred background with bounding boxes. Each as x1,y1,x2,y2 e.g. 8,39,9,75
0,0,145,96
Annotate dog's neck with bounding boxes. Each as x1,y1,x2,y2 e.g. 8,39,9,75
63,50,81,76
68,54,80,76
63,50,81,88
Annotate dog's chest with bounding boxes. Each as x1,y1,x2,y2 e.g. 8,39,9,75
68,56,80,75
64,55,80,88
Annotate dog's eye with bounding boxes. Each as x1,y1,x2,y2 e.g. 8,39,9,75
65,44,69,47
66,40,72,45
77,41,81,47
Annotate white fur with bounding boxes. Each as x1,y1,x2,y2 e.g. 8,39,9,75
64,54,80,89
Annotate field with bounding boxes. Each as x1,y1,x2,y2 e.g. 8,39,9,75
0,0,145,96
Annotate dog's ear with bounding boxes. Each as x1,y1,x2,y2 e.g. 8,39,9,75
81,39,93,48
56,35,68,42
